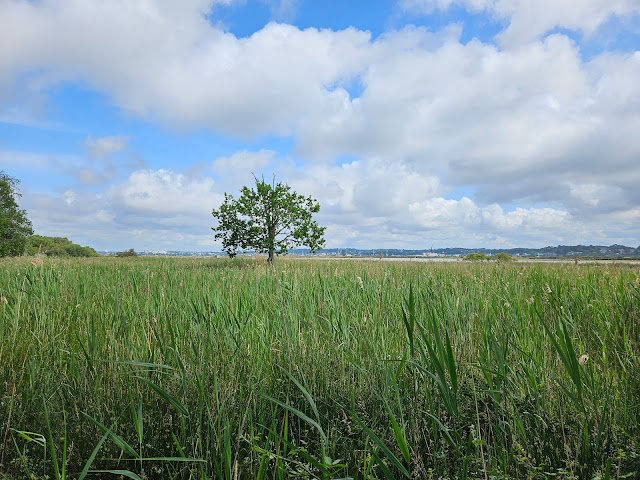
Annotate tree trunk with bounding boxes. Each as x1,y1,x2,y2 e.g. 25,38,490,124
267,224,276,265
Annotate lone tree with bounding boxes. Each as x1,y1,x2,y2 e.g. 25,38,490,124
212,176,325,264
0,171,33,257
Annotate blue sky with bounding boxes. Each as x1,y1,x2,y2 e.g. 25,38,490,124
1,0,640,252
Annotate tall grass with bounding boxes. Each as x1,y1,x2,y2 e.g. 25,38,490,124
1,257,639,479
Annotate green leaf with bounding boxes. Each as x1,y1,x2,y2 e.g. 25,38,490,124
83,414,139,459
353,414,410,478
88,470,142,480
260,394,327,448
134,376,189,416
78,426,113,480
10,429,46,447
423,411,460,452
388,409,410,464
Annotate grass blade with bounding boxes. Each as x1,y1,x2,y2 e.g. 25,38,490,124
83,414,139,459
134,376,189,416
78,426,113,480
352,414,410,478
260,394,327,448
88,470,142,480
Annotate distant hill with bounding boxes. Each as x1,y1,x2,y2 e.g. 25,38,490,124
26,235,99,257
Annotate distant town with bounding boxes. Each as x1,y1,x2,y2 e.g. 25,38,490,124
97,244,640,259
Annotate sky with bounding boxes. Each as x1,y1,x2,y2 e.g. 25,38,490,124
1,0,640,252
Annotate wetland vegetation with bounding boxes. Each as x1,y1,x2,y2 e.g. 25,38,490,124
1,257,639,479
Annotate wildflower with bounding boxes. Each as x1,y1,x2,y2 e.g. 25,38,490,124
578,354,589,365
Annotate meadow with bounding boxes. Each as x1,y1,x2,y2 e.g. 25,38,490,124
0,256,638,479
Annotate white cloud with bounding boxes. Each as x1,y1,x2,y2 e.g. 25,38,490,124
399,0,640,47
294,28,640,232
408,198,570,232
106,169,222,216
0,1,372,136
211,149,276,173
86,134,129,158
1,2,639,248
267,0,301,23
16,150,640,250
23,167,227,250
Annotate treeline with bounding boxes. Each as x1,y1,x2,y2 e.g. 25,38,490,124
26,235,99,257
316,244,640,258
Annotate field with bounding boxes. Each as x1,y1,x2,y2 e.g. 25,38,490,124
1,257,639,479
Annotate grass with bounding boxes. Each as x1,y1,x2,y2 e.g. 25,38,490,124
0,256,639,479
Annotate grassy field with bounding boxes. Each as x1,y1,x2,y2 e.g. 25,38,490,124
0,256,639,479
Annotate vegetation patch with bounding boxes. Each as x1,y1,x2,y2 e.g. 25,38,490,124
0,257,639,479
25,235,100,257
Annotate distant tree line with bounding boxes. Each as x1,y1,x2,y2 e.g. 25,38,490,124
26,235,99,257
464,252,513,261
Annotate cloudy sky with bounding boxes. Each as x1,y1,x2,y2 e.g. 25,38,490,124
1,0,639,251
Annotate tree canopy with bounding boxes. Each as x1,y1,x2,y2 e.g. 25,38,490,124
25,235,99,257
116,248,138,257
0,171,33,257
212,176,325,264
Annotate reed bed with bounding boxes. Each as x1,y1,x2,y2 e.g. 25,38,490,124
0,256,639,479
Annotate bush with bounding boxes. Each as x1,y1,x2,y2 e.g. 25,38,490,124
116,248,138,257
464,252,489,261
495,252,513,262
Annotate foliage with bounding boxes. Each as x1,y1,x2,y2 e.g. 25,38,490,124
116,248,138,257
1,257,639,479
26,235,99,257
494,252,513,262
464,252,489,261
212,176,325,264
464,252,513,261
0,171,33,257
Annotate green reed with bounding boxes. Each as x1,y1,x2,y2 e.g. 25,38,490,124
0,257,639,479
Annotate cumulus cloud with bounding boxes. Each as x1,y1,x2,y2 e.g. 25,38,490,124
408,198,573,244
0,1,372,136
283,159,570,247
2,1,639,248
22,167,226,250
17,150,640,250
106,169,222,217
400,0,640,47
295,29,640,233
